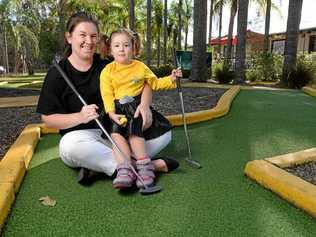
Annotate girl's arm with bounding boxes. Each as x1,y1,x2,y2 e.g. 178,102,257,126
134,83,153,130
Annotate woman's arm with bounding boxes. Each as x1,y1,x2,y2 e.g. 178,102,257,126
134,83,153,130
41,104,99,129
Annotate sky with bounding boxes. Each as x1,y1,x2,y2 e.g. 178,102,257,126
187,0,316,44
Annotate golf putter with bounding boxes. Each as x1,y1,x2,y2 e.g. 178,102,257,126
172,49,202,169
53,60,162,195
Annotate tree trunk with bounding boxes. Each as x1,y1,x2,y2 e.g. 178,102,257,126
4,25,9,73
157,27,161,67
208,0,214,43
217,2,223,56
234,0,249,84
129,0,136,31
177,0,183,50
263,0,271,53
191,0,208,82
184,23,189,51
163,0,168,65
57,0,66,55
146,0,152,66
224,0,237,68
281,0,303,87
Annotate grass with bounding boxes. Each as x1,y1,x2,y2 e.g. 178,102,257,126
3,89,316,236
0,73,44,89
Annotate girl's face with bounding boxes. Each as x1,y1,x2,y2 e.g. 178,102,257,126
66,22,98,61
110,33,133,64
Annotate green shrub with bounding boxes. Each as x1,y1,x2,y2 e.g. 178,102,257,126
246,70,257,82
288,54,316,89
248,52,282,82
214,65,235,84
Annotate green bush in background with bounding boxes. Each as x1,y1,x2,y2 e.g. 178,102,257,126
246,52,283,82
288,53,316,89
214,64,235,84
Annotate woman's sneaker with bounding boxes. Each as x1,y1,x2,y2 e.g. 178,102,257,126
136,158,155,189
113,162,136,189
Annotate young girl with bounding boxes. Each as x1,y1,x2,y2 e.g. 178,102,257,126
100,28,182,189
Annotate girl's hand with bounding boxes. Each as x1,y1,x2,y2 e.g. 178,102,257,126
170,67,183,81
109,112,126,126
134,104,153,130
79,104,99,123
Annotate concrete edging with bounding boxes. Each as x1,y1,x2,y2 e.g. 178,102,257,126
244,148,316,218
167,85,240,126
0,124,41,232
302,86,316,97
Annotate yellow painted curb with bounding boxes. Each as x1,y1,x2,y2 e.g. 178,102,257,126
2,124,40,168
0,183,15,233
0,95,39,108
245,158,316,218
0,124,41,232
302,86,316,97
167,85,240,126
0,159,26,193
265,147,316,168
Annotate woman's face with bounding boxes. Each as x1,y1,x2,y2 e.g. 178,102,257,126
66,22,98,60
110,33,133,64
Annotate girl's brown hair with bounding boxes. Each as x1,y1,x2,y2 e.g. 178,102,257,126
108,28,142,57
64,12,99,57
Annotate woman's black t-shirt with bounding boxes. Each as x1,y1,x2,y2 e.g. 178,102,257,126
37,54,112,136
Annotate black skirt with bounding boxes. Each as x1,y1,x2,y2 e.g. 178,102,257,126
110,95,172,140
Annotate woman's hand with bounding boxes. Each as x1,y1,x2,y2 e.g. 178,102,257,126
134,104,153,130
79,104,99,124
170,67,183,81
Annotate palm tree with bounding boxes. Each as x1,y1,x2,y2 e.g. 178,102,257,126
177,0,183,50
0,0,10,73
146,0,152,66
163,0,168,64
234,0,249,84
153,0,163,66
183,0,193,51
214,0,223,56
224,0,237,68
263,0,271,53
129,0,136,31
191,0,208,82
208,0,214,44
281,0,303,87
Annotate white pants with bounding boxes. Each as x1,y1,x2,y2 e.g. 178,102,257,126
59,129,172,176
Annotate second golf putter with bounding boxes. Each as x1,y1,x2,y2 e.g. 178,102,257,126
173,49,202,169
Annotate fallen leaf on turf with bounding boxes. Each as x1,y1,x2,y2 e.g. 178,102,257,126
39,196,56,207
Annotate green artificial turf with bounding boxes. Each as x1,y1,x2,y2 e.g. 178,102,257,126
3,90,316,236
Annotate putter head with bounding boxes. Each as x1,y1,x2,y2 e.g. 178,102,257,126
186,158,202,169
139,184,162,195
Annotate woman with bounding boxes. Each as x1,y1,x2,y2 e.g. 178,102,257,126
36,12,178,184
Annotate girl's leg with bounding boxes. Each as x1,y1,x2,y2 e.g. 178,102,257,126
59,129,116,176
145,131,173,172
129,135,155,188
111,133,132,164
111,133,136,189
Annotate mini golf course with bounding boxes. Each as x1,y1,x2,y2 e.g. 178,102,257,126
1,87,316,236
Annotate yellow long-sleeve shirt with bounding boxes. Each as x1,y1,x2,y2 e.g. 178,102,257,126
100,60,176,113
